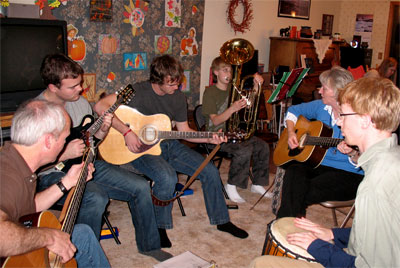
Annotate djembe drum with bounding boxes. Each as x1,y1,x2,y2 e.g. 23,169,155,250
262,217,316,262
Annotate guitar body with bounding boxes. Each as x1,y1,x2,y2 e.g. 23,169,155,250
99,106,171,165
59,115,95,172
2,211,77,268
273,116,333,169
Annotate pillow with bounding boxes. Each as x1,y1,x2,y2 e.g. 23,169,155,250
347,65,365,80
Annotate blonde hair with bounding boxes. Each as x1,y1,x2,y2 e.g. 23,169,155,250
319,66,354,98
339,77,400,132
210,57,231,84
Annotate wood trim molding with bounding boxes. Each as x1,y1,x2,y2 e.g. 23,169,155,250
384,2,400,59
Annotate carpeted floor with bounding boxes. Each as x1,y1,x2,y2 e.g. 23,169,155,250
100,158,353,268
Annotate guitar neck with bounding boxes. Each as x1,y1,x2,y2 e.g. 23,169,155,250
87,101,123,136
158,131,224,139
61,147,96,235
305,136,343,147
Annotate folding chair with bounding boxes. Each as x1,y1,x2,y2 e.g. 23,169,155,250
320,200,355,228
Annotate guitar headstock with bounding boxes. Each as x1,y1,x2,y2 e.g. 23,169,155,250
226,131,247,143
116,84,135,105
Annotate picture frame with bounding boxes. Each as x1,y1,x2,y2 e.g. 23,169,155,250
278,0,311,20
321,14,334,36
90,0,113,22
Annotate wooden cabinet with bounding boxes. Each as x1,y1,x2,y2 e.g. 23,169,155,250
268,37,344,102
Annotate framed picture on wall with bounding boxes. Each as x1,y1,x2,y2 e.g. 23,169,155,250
321,14,334,36
278,0,311,20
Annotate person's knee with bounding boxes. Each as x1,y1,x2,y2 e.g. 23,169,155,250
200,164,220,182
82,187,109,211
73,223,94,236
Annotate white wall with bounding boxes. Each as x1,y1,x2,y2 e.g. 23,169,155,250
338,0,391,68
200,0,342,103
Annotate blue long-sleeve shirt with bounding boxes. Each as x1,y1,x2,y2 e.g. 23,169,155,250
308,228,356,268
285,100,363,175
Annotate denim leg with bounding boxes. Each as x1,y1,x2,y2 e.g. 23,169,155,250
38,169,109,240
131,154,177,229
76,178,109,240
72,224,110,268
161,140,230,225
92,160,160,252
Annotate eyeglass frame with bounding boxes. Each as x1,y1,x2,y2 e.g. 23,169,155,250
339,112,358,117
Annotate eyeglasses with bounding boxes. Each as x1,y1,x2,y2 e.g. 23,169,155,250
339,113,358,118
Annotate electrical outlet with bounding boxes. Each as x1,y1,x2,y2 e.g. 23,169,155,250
378,52,383,60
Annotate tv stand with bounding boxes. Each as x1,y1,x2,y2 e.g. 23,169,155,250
0,113,13,128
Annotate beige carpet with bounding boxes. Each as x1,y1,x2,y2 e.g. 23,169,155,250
100,159,353,268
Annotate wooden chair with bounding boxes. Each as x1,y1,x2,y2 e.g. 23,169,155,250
320,200,355,228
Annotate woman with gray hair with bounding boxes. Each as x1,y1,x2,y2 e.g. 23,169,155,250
276,66,364,218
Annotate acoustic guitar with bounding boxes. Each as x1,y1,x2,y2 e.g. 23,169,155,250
98,105,245,165
2,86,135,268
55,84,135,172
2,144,96,268
273,115,343,168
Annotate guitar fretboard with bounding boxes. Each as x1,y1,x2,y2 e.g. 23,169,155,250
158,131,225,139
305,135,343,147
88,97,129,135
61,147,96,235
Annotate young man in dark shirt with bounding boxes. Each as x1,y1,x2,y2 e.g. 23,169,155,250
95,55,249,247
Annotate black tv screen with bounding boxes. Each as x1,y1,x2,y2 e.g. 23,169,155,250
0,18,67,113
240,49,258,89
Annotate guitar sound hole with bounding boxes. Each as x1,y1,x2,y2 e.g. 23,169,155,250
288,147,302,157
141,126,157,144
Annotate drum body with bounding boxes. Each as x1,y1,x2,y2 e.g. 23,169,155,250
262,217,316,262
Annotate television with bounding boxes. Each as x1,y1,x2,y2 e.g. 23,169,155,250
0,17,67,114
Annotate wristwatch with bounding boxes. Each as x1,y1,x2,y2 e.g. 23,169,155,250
56,180,68,194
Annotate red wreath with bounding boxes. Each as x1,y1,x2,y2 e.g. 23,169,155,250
227,0,253,34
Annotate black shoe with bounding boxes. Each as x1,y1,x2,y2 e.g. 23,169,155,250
217,222,248,239
140,249,173,262
158,228,172,248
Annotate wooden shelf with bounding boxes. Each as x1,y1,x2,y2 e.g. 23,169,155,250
268,37,345,102
0,113,14,128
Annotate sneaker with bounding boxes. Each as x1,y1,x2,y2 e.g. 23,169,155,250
251,184,273,198
225,184,246,203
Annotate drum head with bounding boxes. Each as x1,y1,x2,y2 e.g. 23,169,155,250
271,217,315,261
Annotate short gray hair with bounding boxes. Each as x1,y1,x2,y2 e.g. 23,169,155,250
319,66,354,97
11,99,67,146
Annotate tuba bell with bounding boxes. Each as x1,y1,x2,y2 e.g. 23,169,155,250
220,38,262,140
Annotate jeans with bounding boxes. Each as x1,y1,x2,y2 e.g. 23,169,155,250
38,160,160,252
220,136,270,189
131,140,230,229
72,224,110,267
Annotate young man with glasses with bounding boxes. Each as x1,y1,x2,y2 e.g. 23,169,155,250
95,55,248,248
251,77,400,268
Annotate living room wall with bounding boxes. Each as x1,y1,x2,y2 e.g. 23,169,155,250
8,0,205,109
200,0,392,102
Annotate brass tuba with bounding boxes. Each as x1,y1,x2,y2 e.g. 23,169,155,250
220,38,262,140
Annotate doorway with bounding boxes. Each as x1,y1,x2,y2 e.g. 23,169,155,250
385,1,400,87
